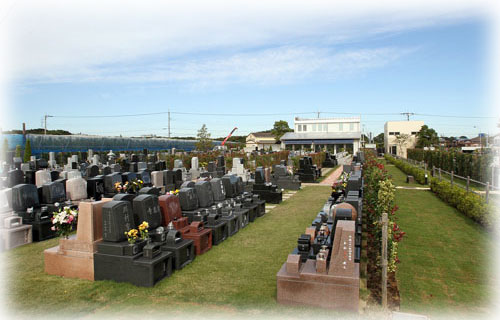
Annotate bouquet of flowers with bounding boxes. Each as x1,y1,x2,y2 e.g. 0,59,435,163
138,221,149,240
166,189,180,196
114,179,144,193
51,206,78,238
114,181,128,193
128,179,144,193
125,228,139,244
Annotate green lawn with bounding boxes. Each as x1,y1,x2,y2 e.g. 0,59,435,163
3,186,339,318
384,162,494,317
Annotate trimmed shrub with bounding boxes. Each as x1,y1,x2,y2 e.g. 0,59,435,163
430,178,494,228
384,154,427,184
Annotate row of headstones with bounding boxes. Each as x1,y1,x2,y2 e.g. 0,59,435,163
91,173,266,286
276,164,364,311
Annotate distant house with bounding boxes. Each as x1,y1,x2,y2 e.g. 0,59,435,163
384,121,424,158
245,132,280,152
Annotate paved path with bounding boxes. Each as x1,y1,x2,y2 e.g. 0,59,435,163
396,186,431,190
319,165,345,186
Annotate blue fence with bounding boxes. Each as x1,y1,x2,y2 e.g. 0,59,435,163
0,134,221,155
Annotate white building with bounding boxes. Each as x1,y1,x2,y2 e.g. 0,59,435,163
384,121,424,158
280,117,362,154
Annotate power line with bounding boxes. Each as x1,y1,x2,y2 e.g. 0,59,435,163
46,109,498,120
413,113,497,119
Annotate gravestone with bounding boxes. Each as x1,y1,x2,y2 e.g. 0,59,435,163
66,178,88,201
48,152,57,169
132,195,162,229
189,157,200,179
7,169,24,188
104,173,122,195
271,164,301,190
252,167,282,204
194,181,214,208
87,176,105,200
151,171,164,188
276,220,359,311
86,165,99,178
210,178,226,202
44,199,112,280
35,170,51,187
41,181,66,204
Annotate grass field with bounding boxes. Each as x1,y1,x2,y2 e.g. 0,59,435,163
383,161,494,317
3,185,342,318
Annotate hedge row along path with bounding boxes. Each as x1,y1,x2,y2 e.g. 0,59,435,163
383,159,493,318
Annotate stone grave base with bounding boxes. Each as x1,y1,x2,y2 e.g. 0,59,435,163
277,259,360,311
0,225,32,251
44,238,95,281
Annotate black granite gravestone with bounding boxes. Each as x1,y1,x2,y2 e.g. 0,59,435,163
194,181,214,208
104,172,122,195
41,181,66,204
7,169,24,188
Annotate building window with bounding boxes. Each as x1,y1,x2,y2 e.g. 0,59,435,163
389,132,395,135
323,124,328,132
349,123,354,131
339,123,343,131
303,125,307,131
312,124,317,132
411,131,418,135
395,132,400,135
297,125,302,132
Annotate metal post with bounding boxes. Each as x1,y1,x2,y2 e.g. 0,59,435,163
466,176,470,192
451,171,454,186
381,212,388,309
486,182,490,203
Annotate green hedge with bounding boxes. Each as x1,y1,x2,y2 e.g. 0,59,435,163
386,154,494,228
384,154,427,184
430,178,494,228
407,148,492,183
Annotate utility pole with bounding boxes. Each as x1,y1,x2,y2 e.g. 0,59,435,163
168,108,171,138
401,112,414,121
317,110,320,118
44,115,53,135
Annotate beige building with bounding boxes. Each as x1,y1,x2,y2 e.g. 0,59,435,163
245,132,281,152
384,121,424,158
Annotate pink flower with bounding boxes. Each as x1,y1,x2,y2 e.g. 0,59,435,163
51,226,56,231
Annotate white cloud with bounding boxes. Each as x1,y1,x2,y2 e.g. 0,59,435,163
1,0,492,86
32,46,416,89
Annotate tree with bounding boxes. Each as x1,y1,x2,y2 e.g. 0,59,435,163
394,134,410,157
416,125,439,148
195,124,213,152
15,145,22,158
23,139,32,162
271,120,293,142
373,133,384,149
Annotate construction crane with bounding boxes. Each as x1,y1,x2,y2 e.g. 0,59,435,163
221,127,238,147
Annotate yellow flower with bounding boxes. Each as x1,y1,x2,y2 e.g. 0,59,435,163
138,221,149,231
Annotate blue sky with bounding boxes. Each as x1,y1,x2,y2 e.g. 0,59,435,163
1,0,498,139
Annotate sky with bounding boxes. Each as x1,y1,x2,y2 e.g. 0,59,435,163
1,0,499,139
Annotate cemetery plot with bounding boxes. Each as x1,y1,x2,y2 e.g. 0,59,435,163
6,183,333,317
